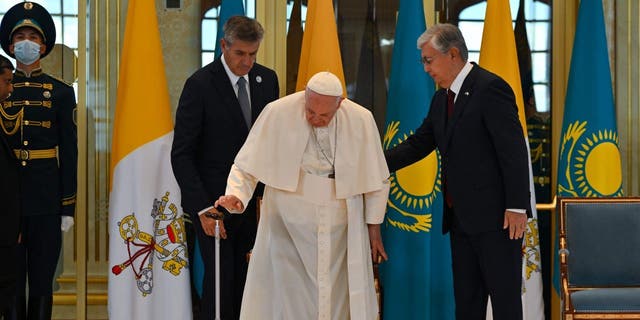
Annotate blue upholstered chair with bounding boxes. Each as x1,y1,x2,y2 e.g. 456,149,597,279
559,197,640,320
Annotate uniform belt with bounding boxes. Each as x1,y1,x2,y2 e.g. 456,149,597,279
533,176,550,185
14,148,57,160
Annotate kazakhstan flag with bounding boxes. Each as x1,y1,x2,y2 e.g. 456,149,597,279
554,0,623,296
379,0,454,318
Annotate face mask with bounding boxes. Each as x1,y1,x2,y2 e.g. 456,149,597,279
13,40,41,65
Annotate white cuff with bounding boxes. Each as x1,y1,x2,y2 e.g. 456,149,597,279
198,206,214,216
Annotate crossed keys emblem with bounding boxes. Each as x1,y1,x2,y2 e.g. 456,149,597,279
111,191,189,296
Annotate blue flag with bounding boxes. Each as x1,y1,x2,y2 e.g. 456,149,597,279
379,0,454,318
214,0,246,59
553,0,623,297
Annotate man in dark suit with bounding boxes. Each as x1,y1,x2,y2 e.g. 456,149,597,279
0,54,20,316
171,16,279,320
0,3,77,319
385,23,531,320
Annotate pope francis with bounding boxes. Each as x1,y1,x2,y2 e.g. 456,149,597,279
216,71,390,319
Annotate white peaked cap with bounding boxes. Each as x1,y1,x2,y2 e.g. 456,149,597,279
306,71,343,96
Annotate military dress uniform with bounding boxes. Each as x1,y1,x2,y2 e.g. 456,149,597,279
0,82,21,316
0,2,78,319
527,112,551,203
0,68,77,316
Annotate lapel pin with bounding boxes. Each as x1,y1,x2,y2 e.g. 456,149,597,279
256,75,262,83
464,91,469,96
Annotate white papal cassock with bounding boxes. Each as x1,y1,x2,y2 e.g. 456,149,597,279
224,91,390,320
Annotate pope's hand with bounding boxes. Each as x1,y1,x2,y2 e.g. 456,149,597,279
215,195,244,212
61,216,74,232
367,224,388,264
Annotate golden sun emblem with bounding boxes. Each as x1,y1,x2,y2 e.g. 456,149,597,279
559,120,623,197
384,121,441,233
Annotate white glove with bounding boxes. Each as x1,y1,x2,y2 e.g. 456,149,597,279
61,216,75,232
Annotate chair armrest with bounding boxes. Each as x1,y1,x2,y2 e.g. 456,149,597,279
559,236,573,313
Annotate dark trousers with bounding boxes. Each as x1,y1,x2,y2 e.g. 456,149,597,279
3,215,61,320
16,215,62,297
195,211,256,320
0,245,17,311
449,213,523,320
184,212,201,319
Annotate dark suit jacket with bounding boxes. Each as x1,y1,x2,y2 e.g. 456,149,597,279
171,59,279,216
385,63,531,235
171,58,279,319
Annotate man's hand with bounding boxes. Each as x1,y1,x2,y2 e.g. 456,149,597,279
503,210,528,239
367,224,388,264
200,209,227,239
61,216,74,232
215,195,244,212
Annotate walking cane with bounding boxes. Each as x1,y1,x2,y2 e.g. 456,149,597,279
205,207,227,320
214,219,221,320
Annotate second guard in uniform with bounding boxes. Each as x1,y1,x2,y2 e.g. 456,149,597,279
0,55,21,318
0,2,77,319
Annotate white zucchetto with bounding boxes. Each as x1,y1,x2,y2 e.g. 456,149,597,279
306,71,343,96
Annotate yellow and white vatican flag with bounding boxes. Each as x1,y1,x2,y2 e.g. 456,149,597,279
479,0,544,319
107,0,191,319
295,0,346,94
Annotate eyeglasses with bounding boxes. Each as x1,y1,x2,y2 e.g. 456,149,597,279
420,51,444,66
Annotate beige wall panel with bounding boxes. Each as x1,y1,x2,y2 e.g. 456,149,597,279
156,0,202,116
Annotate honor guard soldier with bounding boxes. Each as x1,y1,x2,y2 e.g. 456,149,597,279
0,55,21,319
0,2,77,319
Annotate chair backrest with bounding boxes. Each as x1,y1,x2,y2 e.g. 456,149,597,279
561,198,640,287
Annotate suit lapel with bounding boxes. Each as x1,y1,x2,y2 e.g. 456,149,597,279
248,68,264,124
444,65,478,148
